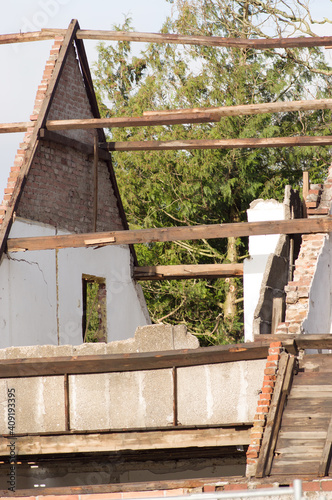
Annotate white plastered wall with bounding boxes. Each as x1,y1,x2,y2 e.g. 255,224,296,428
243,199,286,342
0,219,150,347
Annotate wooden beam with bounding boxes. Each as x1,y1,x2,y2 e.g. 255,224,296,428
1,99,331,135
134,263,244,280
303,171,310,218
255,353,290,477
100,135,332,152
75,30,332,50
0,477,238,497
46,113,219,130
0,31,57,45
93,134,98,232
2,28,332,50
6,216,332,253
318,413,332,477
42,99,332,131
0,122,31,133
0,427,251,456
143,99,332,118
0,341,270,378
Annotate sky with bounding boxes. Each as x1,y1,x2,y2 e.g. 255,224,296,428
0,0,174,201
0,0,332,200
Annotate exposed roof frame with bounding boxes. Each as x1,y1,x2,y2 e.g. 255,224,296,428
1,28,332,49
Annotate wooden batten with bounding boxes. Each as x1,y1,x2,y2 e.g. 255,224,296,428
134,263,244,280
6,217,332,253
0,341,271,378
0,122,31,133
100,135,332,152
0,427,251,456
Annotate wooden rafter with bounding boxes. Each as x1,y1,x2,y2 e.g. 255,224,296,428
6,217,332,253
101,135,332,152
133,264,244,280
2,99,332,134
0,341,271,378
2,28,332,50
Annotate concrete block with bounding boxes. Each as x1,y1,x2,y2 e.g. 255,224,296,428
0,376,66,434
172,325,199,350
3,344,73,359
69,369,173,431
177,359,265,426
73,343,107,356
134,324,175,352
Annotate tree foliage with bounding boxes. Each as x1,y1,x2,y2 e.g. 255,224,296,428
94,0,332,344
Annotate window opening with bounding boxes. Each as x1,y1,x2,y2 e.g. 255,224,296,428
82,275,107,342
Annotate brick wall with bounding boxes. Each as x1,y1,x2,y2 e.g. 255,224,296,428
246,341,282,477
276,164,332,336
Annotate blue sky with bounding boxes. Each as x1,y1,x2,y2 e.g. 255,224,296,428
0,0,332,200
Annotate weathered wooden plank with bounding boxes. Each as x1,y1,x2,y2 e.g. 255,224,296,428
42,99,332,130
278,430,327,439
0,341,270,378
289,385,332,399
0,427,251,456
75,30,332,50
0,122,31,133
276,438,326,450
280,415,329,427
3,28,332,50
285,399,332,411
0,31,56,45
101,135,332,151
318,413,332,476
276,445,324,456
0,476,249,497
7,217,332,252
144,99,332,118
133,263,243,280
300,354,332,371
294,372,332,385
271,461,320,473
255,353,289,478
93,134,98,232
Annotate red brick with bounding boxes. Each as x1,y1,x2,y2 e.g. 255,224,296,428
122,492,165,498
302,482,320,491
262,387,273,394
203,485,216,492
82,494,122,500
321,481,332,491
269,341,282,347
264,368,276,375
267,354,280,361
224,484,248,491
40,496,80,500
256,406,269,413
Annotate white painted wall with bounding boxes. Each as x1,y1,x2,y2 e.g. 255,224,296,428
243,199,286,342
0,218,150,347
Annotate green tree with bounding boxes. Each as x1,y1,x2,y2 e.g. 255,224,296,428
94,0,332,344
